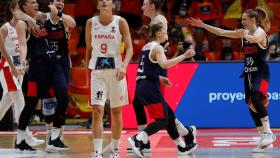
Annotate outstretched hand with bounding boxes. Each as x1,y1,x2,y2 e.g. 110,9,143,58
236,29,248,38
184,49,196,59
187,18,204,28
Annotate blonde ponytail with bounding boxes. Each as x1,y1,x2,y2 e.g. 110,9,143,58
255,6,270,32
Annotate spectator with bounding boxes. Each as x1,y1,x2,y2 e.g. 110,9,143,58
168,17,184,58
120,0,142,29
220,46,233,60
266,41,280,61
74,0,96,48
268,25,280,52
0,1,9,25
189,0,222,61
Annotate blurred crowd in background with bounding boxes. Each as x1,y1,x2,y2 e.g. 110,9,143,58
0,0,280,125
1,0,280,64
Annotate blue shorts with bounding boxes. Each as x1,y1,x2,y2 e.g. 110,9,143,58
58,55,70,85
27,55,67,98
244,72,270,103
135,80,169,119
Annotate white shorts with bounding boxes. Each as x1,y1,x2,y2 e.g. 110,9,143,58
0,67,23,93
90,69,128,108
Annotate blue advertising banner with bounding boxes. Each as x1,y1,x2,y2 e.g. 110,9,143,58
175,62,280,128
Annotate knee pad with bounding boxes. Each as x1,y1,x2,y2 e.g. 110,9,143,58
42,97,57,116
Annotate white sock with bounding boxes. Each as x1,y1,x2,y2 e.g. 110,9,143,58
138,125,146,131
46,129,51,141
51,128,60,140
174,137,186,148
111,139,120,152
25,127,32,137
16,130,25,144
256,126,264,136
136,131,148,144
261,116,272,133
175,118,189,136
93,139,103,155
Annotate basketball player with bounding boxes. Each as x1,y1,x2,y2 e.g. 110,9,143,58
0,0,44,149
0,1,22,124
127,0,197,153
127,23,197,158
14,0,75,150
188,7,276,152
41,0,75,151
15,0,69,152
85,0,133,157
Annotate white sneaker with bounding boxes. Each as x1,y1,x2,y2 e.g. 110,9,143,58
260,132,276,146
109,151,120,158
252,143,273,153
178,142,198,155
25,131,45,147
92,151,103,158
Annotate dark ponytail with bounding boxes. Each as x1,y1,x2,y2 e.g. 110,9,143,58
4,0,19,22
18,0,28,12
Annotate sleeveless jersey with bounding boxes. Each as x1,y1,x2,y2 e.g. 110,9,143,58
88,15,123,69
1,22,20,67
45,13,69,56
27,20,54,61
242,27,269,74
137,41,162,81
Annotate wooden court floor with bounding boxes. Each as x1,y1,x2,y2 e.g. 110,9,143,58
0,128,279,158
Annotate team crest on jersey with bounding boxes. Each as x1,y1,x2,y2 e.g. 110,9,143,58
93,22,99,30
111,26,116,33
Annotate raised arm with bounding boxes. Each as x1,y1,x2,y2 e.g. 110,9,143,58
14,9,39,32
154,45,195,69
188,18,241,38
48,5,76,29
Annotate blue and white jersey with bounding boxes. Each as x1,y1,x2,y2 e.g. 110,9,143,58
137,41,162,81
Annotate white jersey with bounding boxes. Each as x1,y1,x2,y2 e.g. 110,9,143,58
2,22,20,67
88,15,123,70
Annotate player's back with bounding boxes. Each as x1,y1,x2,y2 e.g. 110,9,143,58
137,41,162,81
